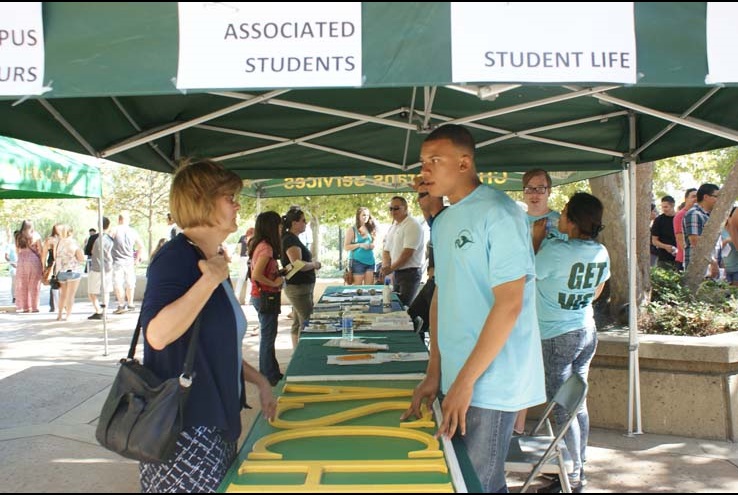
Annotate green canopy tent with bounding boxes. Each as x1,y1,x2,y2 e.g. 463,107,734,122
1,2,738,435
0,135,102,199
241,170,613,198
0,135,114,352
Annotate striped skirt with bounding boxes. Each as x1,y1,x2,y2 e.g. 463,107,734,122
139,426,237,493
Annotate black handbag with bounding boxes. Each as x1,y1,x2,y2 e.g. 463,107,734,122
259,289,281,314
95,312,202,463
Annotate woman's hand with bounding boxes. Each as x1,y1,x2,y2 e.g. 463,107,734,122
259,385,278,421
197,254,229,287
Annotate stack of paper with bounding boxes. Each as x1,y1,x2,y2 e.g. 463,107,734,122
327,351,429,365
283,259,306,280
322,338,389,350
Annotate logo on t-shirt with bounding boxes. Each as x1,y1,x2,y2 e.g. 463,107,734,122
454,230,474,250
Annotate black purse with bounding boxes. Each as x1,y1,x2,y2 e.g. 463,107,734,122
95,312,202,463
259,289,281,314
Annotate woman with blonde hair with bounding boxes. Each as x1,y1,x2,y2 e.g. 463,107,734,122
54,224,86,321
139,159,276,492
344,207,377,285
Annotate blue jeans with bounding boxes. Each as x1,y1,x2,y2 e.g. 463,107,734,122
541,327,597,482
251,296,281,383
460,405,516,493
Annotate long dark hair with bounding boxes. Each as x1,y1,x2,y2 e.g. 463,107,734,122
248,211,282,258
566,192,605,239
15,220,34,249
355,207,376,238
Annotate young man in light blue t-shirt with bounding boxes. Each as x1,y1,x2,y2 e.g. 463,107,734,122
401,124,545,493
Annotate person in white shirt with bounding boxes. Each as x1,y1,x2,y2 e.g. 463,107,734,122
381,196,424,306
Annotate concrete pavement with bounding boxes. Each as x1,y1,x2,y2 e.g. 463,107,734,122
0,277,737,492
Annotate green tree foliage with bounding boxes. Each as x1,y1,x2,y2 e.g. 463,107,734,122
653,147,738,202
102,163,171,255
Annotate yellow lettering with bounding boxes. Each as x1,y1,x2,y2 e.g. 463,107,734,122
230,459,453,493
283,178,295,189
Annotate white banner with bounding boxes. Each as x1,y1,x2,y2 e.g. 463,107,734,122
706,2,738,83
451,2,636,84
177,2,362,89
0,2,44,96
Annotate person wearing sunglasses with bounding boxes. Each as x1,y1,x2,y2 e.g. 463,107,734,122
381,196,425,306
401,124,544,493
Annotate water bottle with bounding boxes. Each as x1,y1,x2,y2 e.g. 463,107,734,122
382,277,392,307
341,314,354,341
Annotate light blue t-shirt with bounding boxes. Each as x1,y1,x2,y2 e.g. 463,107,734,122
432,185,545,411
535,238,610,340
527,210,566,246
223,281,247,396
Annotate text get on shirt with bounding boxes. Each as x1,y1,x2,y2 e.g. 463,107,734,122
559,261,608,310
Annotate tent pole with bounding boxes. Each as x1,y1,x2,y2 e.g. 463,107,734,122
626,113,643,436
97,195,109,356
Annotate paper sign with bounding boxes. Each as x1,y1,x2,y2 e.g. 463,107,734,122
328,351,429,366
706,3,738,83
0,2,45,96
177,2,362,89
451,2,636,84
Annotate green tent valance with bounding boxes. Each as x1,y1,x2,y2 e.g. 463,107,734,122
0,135,102,199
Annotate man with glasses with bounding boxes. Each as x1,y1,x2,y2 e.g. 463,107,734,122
381,196,424,306
513,168,562,437
684,183,720,273
521,169,565,250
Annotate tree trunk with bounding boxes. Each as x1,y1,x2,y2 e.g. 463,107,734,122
684,157,738,292
590,163,653,321
310,216,320,262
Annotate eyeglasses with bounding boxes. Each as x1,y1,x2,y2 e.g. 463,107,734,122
289,206,302,211
388,206,402,211
708,193,719,198
523,186,549,194
417,192,429,199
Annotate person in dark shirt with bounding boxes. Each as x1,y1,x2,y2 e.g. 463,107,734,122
650,195,678,269
407,177,445,343
281,206,322,348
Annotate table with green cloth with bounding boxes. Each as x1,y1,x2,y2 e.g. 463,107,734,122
286,331,428,382
217,379,482,493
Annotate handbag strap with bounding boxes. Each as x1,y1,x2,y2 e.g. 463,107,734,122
124,236,207,379
126,312,202,378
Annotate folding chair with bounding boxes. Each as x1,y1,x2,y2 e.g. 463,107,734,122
505,373,588,493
